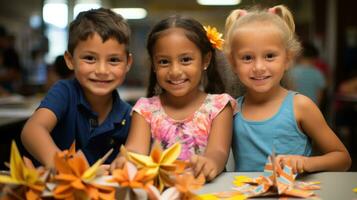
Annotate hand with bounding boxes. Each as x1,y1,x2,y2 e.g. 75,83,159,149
99,164,110,175
110,155,127,172
275,155,309,174
190,155,218,181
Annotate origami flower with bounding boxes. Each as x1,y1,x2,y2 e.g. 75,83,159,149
110,161,154,189
231,156,320,198
204,26,224,50
53,144,115,200
173,172,205,199
0,141,47,200
124,142,186,192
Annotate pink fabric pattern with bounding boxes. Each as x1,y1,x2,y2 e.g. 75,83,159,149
132,93,238,160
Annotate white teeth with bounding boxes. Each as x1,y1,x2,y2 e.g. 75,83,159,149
170,80,185,84
252,77,267,80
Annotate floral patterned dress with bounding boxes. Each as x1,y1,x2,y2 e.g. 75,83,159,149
132,93,237,160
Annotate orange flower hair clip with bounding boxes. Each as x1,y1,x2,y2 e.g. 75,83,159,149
204,25,224,50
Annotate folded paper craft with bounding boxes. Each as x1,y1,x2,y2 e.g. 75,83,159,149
123,142,186,192
52,143,116,200
0,141,48,200
231,155,321,198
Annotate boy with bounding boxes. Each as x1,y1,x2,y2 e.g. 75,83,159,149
21,8,133,168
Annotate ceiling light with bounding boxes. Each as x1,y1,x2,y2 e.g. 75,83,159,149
197,0,240,6
43,3,68,28
112,8,147,20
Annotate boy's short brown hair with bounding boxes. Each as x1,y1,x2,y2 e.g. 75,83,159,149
67,7,130,55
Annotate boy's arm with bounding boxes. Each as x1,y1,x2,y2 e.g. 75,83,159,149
191,104,233,181
21,108,60,168
294,94,352,172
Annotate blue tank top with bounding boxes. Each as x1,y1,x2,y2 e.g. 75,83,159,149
232,91,312,172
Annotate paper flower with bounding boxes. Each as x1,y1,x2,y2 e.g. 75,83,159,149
146,172,204,200
204,26,224,50
0,141,47,200
110,161,154,189
173,172,205,200
147,185,180,200
53,144,115,200
231,156,320,198
124,142,186,192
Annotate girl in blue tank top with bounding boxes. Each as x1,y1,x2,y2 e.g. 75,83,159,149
223,5,351,173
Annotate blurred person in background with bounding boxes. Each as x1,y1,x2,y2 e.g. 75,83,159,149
289,41,326,107
0,25,23,94
45,55,73,90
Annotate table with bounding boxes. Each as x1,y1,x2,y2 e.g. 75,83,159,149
197,172,357,199
0,95,41,126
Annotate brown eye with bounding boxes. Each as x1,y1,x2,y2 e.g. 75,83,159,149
82,55,96,63
181,56,193,65
265,53,276,61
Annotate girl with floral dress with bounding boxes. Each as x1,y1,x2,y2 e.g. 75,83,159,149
112,15,237,181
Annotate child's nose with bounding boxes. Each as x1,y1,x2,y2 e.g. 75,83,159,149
253,59,266,73
95,62,109,75
168,63,183,77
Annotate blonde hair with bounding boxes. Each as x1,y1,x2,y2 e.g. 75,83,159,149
224,5,301,60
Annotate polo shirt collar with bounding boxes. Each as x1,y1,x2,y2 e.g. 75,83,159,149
74,79,129,125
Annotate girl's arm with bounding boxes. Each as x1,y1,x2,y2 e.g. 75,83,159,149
191,104,233,181
21,108,59,168
110,112,151,170
124,112,151,154
294,94,351,172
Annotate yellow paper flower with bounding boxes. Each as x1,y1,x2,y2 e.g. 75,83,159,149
204,26,224,50
0,141,46,200
53,144,115,200
124,142,186,192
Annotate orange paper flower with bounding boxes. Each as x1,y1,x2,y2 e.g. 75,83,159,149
53,144,115,200
174,172,205,200
110,162,154,189
204,26,224,50
0,141,47,200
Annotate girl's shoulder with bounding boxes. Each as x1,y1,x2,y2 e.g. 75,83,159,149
133,96,161,112
133,96,161,113
206,93,239,114
292,92,316,110
292,92,320,121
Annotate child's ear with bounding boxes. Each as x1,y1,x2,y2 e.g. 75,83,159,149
203,52,212,70
125,53,133,72
64,51,75,70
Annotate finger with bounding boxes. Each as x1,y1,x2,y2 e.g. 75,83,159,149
100,164,110,175
275,156,285,168
297,159,304,173
290,159,298,174
206,168,217,182
192,157,205,177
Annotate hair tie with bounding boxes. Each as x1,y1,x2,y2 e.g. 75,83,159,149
204,25,224,50
238,9,248,17
268,7,276,14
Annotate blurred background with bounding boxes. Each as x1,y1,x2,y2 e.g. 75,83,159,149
0,0,356,170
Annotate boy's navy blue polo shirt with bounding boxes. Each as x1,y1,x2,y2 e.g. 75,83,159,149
38,79,132,165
